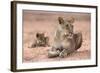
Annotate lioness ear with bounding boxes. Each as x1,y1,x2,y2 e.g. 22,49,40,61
67,17,75,24
58,17,64,24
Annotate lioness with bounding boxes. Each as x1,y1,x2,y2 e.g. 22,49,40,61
48,17,82,58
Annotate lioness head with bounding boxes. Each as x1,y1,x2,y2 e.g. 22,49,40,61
58,17,74,29
58,17,74,37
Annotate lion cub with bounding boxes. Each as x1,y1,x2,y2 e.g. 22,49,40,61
31,32,49,48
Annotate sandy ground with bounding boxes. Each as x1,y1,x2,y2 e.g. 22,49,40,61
23,10,91,62
23,47,90,63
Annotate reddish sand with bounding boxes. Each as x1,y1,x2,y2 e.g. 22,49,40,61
23,11,91,62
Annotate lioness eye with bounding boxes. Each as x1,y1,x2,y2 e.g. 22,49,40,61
66,24,68,27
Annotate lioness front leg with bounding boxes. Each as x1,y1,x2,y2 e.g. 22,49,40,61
59,49,68,58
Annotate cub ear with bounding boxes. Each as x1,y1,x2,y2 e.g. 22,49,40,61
58,17,64,24
41,33,44,36
36,33,40,38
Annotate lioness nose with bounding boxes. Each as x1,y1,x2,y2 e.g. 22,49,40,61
64,33,69,36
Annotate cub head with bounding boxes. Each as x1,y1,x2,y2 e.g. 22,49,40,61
36,32,45,40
